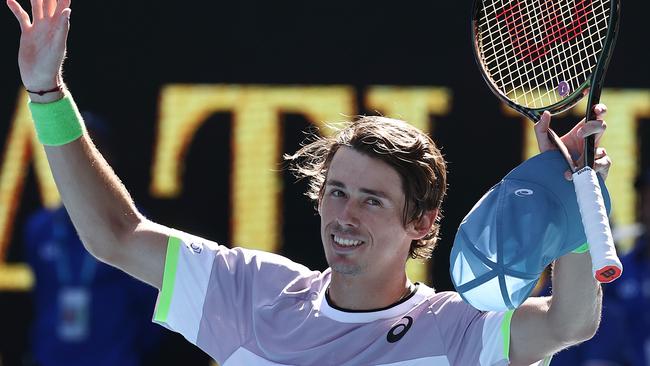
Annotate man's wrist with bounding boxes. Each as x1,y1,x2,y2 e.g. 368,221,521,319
28,89,65,104
25,76,65,103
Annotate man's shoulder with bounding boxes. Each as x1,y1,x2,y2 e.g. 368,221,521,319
232,247,313,271
423,290,484,315
171,232,321,291
427,290,465,305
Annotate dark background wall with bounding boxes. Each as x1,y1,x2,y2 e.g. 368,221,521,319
0,1,648,364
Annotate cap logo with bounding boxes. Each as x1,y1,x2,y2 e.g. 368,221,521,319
514,189,534,197
189,242,203,254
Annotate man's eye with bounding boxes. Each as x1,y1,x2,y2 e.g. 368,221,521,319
331,189,345,197
366,198,382,206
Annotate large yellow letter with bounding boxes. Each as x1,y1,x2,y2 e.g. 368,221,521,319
151,85,355,253
0,91,61,290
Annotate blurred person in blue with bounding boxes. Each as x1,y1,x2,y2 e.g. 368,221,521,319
23,113,163,366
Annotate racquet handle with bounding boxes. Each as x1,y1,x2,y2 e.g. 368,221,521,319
572,167,622,283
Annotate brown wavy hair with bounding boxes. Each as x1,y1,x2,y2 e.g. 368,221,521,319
285,116,447,260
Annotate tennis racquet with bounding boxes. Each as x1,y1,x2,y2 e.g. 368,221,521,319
472,0,622,283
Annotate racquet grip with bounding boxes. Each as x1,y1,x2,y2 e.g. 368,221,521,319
572,167,622,283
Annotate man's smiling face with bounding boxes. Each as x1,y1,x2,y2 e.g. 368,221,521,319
319,147,414,278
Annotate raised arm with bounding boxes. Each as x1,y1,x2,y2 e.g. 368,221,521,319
7,0,168,289
509,108,611,364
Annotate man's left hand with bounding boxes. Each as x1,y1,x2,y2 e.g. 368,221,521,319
533,104,611,181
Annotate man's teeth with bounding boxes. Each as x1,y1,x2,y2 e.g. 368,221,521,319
333,235,363,247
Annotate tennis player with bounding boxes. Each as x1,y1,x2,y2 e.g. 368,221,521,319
8,0,612,365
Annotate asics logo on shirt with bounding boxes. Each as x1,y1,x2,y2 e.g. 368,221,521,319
387,316,413,343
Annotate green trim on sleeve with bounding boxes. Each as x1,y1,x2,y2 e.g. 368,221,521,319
501,310,515,359
153,235,181,322
572,242,590,254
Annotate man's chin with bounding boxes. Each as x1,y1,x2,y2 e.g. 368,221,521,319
330,262,363,276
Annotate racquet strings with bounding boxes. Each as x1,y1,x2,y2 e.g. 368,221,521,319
476,0,610,110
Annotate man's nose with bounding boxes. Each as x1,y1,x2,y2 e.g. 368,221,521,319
337,200,360,228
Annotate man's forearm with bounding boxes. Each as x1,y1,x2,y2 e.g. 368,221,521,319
548,252,602,344
44,124,143,262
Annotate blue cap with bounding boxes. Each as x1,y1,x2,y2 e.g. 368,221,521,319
450,150,611,311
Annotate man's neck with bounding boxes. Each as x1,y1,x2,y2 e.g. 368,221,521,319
327,271,414,311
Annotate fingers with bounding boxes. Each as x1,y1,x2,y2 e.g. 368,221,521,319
50,5,70,47
594,147,611,181
534,111,551,133
54,0,70,31
55,0,71,16
7,0,31,30
564,147,610,181
30,0,43,19
534,111,555,153
44,0,55,17
593,103,607,119
60,6,70,20
576,104,607,146
56,7,70,32
6,0,68,31
577,119,606,138
592,104,607,146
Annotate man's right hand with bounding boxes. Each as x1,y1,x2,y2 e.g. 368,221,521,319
7,0,71,102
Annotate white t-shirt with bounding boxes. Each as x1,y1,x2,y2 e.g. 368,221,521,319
153,232,550,366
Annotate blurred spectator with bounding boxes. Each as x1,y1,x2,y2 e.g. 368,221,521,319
23,113,163,366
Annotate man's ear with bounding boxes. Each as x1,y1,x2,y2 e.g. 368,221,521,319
407,209,439,239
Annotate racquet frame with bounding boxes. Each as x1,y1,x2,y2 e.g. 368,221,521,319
471,0,623,283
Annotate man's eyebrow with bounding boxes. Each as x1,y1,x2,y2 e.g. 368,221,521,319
325,179,391,200
325,180,346,188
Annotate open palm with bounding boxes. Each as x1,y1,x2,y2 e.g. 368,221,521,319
7,0,72,91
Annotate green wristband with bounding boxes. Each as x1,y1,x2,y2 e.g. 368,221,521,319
28,94,84,146
572,242,590,254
